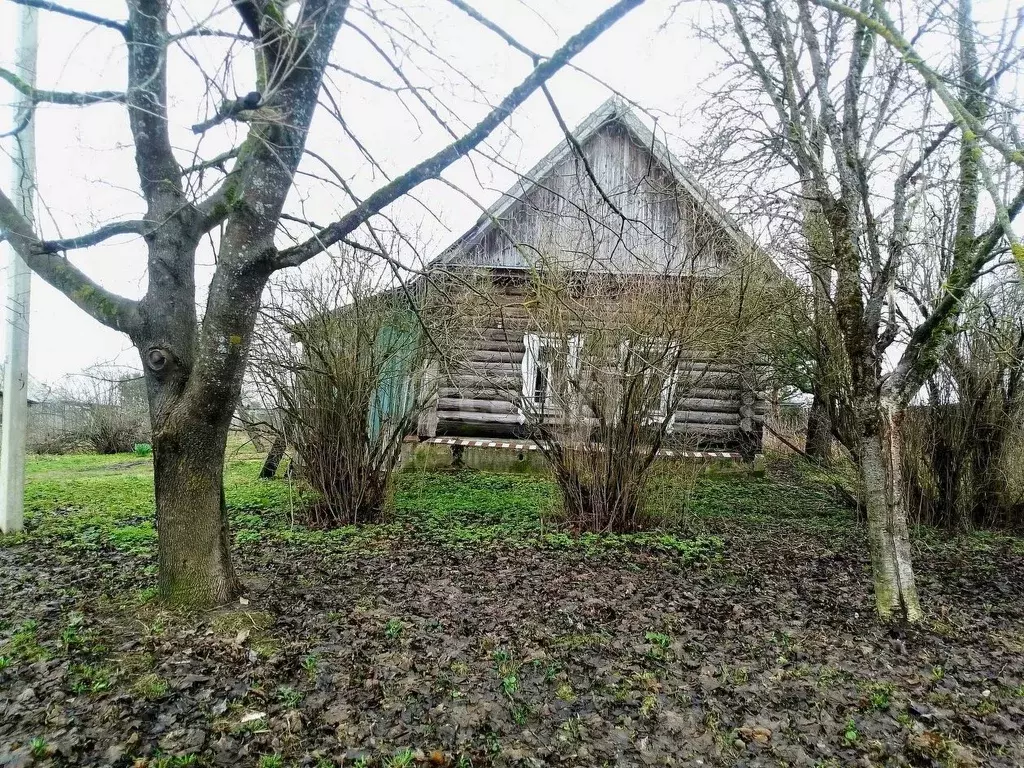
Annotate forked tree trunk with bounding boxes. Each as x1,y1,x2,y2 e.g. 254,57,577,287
152,408,240,606
858,399,922,623
260,435,287,479
137,248,267,608
805,388,833,462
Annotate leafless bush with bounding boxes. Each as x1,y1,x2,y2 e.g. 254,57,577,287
83,408,146,454
46,369,149,455
482,259,773,533
902,293,1024,530
27,431,74,455
251,258,440,527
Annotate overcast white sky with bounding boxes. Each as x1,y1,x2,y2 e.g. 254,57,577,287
0,0,730,385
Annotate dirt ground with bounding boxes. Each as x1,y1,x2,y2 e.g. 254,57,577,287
1,458,1023,767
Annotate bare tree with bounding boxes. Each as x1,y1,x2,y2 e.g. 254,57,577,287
694,0,1023,620
0,0,646,606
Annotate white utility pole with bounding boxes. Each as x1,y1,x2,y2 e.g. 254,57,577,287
0,3,38,534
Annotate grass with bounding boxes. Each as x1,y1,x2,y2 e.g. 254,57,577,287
22,449,300,557
6,620,48,663
15,446,733,562
685,467,854,536
132,673,169,700
384,618,404,640
20,444,303,561
276,685,303,708
12,443,1012,571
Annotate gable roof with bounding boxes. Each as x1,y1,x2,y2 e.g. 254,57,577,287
433,97,765,270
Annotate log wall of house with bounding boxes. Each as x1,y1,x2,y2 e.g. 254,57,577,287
422,113,771,453
421,277,766,452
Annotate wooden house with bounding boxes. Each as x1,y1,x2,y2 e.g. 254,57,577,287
412,99,776,455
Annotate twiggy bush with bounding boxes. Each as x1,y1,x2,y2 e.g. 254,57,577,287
902,296,1024,530
45,370,149,455
506,262,771,533
252,261,439,527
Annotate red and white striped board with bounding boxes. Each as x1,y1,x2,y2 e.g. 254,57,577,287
424,436,745,460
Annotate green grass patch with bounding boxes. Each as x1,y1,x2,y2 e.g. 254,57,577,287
14,450,870,565
686,469,854,536
21,453,301,557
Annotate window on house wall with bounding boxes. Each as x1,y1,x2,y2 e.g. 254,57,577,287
620,337,677,423
647,363,675,420
521,333,582,417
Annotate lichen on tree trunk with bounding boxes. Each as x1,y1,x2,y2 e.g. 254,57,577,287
858,399,922,623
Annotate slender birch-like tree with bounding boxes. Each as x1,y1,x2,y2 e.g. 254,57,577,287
693,0,1023,620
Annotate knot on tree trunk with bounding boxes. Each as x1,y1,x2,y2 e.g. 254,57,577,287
147,347,169,372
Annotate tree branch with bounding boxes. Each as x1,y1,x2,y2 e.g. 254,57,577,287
443,0,541,60
0,66,125,106
125,0,184,216
168,27,252,44
891,182,1024,400
39,220,149,252
0,189,140,333
0,106,33,139
10,0,127,35
812,0,1024,170
443,1,629,224
974,183,1024,252
274,0,646,268
542,84,629,223
181,148,240,176
191,91,263,134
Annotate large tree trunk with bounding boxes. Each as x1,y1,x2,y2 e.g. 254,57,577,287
858,399,922,623
138,253,269,608
151,394,241,606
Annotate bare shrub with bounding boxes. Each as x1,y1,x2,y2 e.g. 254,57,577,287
252,258,440,527
46,370,149,455
503,263,771,533
83,410,146,454
902,290,1024,530
27,431,74,456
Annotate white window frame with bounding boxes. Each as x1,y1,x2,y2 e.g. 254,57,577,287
520,333,582,421
619,337,678,426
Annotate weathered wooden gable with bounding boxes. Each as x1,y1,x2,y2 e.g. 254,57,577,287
439,107,739,276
